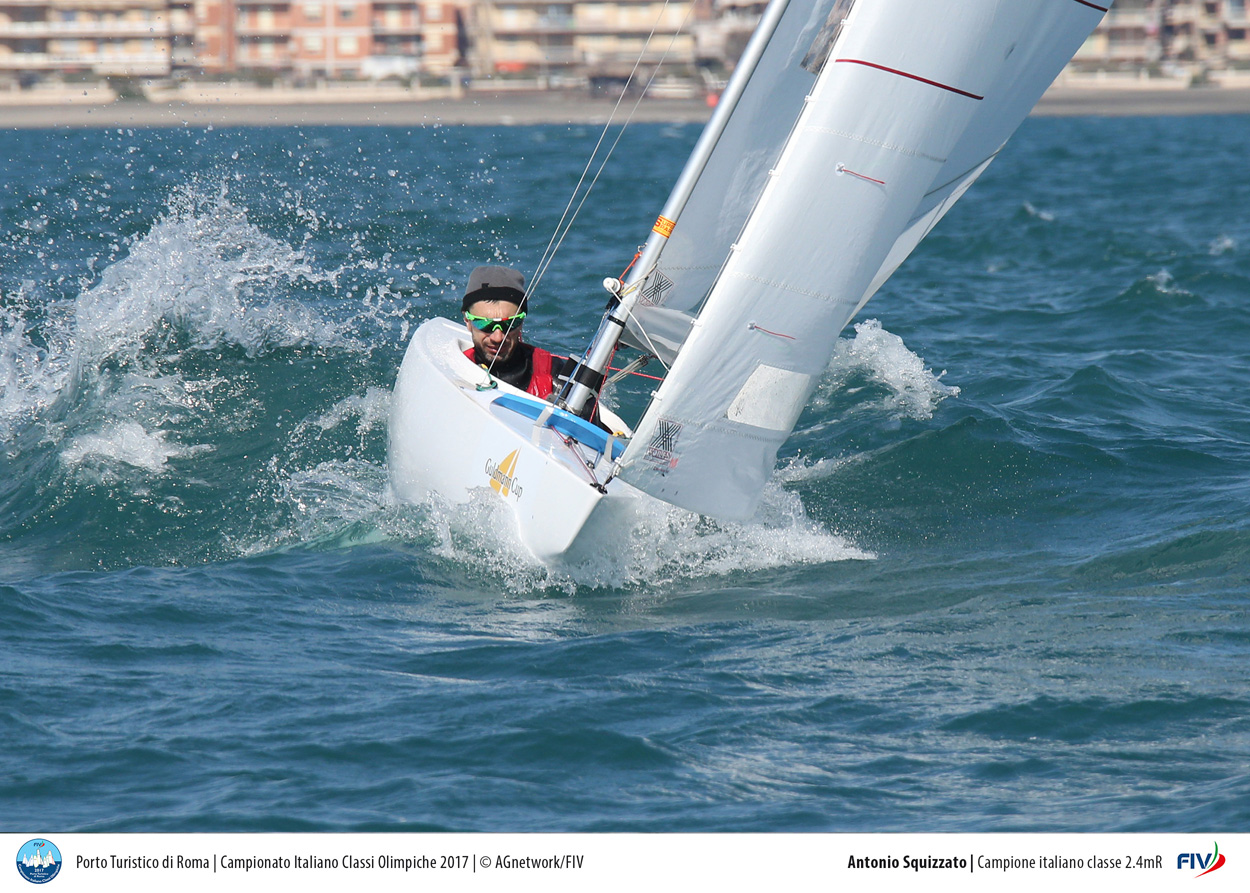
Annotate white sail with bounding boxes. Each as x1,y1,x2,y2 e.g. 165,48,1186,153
619,0,1107,520
620,0,835,363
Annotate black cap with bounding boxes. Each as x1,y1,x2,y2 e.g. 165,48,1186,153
461,265,526,313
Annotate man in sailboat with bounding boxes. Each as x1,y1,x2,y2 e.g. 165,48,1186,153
461,265,577,401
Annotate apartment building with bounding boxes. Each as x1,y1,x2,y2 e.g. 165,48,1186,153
1072,0,1250,68
0,0,193,77
0,0,464,78
693,0,759,67
472,0,696,82
419,0,464,73
195,0,435,77
8,1,1250,87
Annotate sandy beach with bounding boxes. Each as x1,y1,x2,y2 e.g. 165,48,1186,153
0,91,712,129
2,82,1250,129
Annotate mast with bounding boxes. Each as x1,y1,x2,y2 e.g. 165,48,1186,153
556,0,795,418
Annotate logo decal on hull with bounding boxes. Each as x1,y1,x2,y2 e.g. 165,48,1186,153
486,450,523,498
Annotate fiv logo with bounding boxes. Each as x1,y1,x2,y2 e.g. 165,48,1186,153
1177,841,1225,878
16,839,62,884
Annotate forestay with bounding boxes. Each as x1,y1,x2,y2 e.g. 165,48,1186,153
618,0,1107,520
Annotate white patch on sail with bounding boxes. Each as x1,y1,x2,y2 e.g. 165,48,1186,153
726,364,812,431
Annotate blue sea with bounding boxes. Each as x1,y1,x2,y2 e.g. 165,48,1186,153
2,112,1248,832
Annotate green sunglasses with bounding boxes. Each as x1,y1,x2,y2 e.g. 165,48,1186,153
465,311,525,333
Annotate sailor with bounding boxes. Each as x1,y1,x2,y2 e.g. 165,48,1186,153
461,264,575,400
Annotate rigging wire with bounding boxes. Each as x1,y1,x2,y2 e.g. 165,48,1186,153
525,0,689,306
480,43,654,385
482,0,693,385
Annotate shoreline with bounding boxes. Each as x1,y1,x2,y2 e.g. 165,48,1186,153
2,84,1250,129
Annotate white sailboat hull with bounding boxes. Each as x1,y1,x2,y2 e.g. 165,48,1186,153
388,317,641,562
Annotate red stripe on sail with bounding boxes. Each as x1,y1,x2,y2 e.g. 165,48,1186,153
834,59,984,100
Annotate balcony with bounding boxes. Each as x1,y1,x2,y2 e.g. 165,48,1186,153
1103,41,1154,62
233,51,289,67
234,22,293,36
47,0,166,7
1103,10,1156,27
0,20,171,38
490,16,577,35
0,49,168,72
1225,40,1250,59
1151,5,1194,25
371,18,421,35
582,47,692,64
494,45,583,66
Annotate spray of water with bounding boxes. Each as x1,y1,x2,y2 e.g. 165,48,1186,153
1,184,351,473
3,181,956,589
819,319,960,421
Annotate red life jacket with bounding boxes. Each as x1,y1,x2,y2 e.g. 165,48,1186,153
464,346,557,399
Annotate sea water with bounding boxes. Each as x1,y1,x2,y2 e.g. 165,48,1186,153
1,115,1247,831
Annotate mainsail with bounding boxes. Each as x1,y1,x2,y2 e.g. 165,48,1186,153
617,0,1106,520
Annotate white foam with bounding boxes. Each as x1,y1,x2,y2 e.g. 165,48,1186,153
71,185,348,364
60,420,211,478
1147,269,1177,292
414,478,874,595
278,459,397,546
299,387,391,440
774,453,857,484
1209,234,1236,256
819,319,959,421
1022,201,1055,222
3,184,355,467
0,294,76,441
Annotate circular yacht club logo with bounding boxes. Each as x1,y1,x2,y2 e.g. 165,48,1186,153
16,839,62,884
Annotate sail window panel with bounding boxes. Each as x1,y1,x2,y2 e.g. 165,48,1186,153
802,0,855,74
726,364,812,431
620,305,693,366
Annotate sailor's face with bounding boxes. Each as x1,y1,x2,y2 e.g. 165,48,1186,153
466,299,523,363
